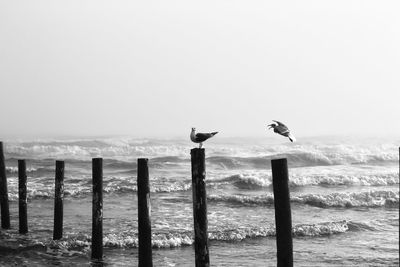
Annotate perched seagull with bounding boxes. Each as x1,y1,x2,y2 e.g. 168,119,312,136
268,120,296,142
190,128,218,148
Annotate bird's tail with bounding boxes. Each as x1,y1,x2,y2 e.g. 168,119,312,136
211,132,218,136
288,133,296,142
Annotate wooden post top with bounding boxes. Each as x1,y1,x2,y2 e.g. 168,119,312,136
271,158,287,163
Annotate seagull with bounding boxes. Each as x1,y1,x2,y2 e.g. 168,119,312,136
267,120,296,142
190,128,218,148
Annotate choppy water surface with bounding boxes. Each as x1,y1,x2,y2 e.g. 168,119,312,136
0,136,398,266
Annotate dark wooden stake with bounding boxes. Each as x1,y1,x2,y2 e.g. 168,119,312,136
53,160,64,240
137,158,153,267
271,158,293,267
18,160,28,234
91,158,103,260
0,142,10,229
191,148,210,267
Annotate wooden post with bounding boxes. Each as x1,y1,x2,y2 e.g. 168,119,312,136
271,158,293,267
18,160,28,234
53,160,64,240
91,158,103,260
137,158,153,267
0,142,10,229
190,148,210,267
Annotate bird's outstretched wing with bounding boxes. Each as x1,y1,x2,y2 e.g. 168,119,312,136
273,120,288,128
276,126,289,134
272,120,289,134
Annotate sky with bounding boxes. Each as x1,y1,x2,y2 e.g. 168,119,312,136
0,1,399,138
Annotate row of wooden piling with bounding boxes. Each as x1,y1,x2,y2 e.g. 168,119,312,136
0,142,294,267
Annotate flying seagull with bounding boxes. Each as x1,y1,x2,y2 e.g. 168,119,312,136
268,120,296,142
190,128,218,148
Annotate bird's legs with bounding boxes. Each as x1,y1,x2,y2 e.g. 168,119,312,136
199,142,203,148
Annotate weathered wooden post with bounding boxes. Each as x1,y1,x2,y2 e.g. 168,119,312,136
92,158,103,260
18,160,28,234
53,160,64,240
271,158,293,267
0,142,10,229
191,148,210,267
137,158,153,267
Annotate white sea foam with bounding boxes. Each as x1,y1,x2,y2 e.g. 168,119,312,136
35,220,354,251
6,166,38,173
44,220,353,249
207,167,398,189
209,190,399,208
4,168,398,201
293,220,349,236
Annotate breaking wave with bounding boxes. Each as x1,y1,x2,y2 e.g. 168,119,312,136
63,220,352,248
6,166,38,174
4,170,398,201
292,190,399,208
5,175,193,201
289,172,399,186
208,190,399,208
1,220,351,253
3,137,398,168
208,171,398,188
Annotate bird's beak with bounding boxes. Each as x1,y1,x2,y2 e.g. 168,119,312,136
267,124,273,129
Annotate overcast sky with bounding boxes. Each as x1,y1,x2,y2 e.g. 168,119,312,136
0,1,399,138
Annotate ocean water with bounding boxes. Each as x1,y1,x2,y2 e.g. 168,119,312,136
0,136,398,266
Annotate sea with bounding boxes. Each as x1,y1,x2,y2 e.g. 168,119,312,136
0,135,398,266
